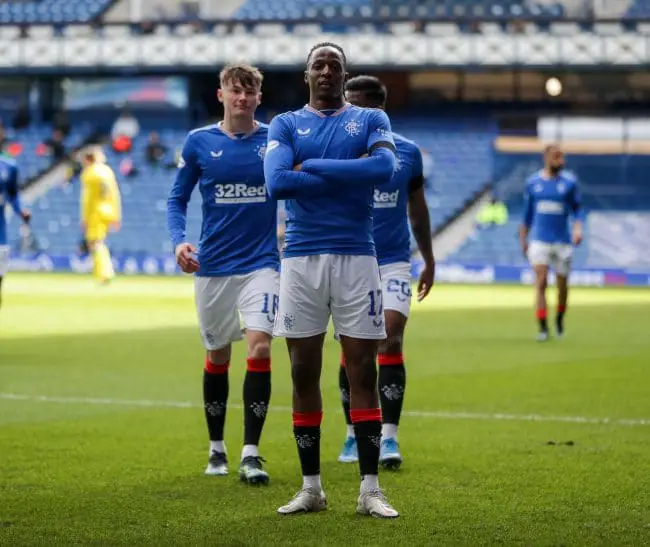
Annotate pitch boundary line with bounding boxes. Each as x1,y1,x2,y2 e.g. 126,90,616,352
1,393,648,427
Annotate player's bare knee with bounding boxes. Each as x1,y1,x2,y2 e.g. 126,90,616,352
207,347,230,366
247,333,271,360
383,335,403,355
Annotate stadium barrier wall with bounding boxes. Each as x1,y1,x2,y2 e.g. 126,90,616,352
8,254,650,287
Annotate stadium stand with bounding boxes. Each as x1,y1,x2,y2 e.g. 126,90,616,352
232,0,567,20
449,152,650,268
0,0,115,24
0,120,91,181
625,0,650,18
6,116,496,256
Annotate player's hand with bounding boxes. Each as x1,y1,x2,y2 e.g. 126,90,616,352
175,242,199,274
21,210,31,224
521,241,528,258
110,221,121,232
417,262,435,302
572,224,583,246
358,153,369,159
293,164,302,172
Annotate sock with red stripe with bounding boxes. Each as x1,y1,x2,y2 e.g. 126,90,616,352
243,357,271,448
293,411,322,478
203,358,229,445
351,408,382,477
378,353,406,439
536,308,548,333
556,305,566,334
338,354,354,437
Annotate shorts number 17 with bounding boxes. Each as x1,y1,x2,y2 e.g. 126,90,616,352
368,289,383,317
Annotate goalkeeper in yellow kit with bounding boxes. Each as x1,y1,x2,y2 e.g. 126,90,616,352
80,147,122,283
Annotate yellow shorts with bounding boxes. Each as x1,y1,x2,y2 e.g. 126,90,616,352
86,222,108,242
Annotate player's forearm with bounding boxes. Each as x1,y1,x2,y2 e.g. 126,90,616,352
167,197,189,248
265,169,329,200
519,225,529,246
301,149,395,186
409,206,434,265
9,195,22,217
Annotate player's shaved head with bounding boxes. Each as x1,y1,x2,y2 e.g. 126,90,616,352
220,64,263,90
345,75,387,109
543,143,565,175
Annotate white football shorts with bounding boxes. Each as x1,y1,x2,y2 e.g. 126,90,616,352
0,245,9,277
194,268,279,350
274,254,386,340
380,261,412,318
527,241,573,277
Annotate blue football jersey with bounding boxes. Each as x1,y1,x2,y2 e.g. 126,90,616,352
266,104,395,258
0,155,21,247
167,123,279,277
523,170,583,244
373,133,424,266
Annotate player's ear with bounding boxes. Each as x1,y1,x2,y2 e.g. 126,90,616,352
303,71,309,85
217,88,224,104
343,71,350,85
257,92,262,106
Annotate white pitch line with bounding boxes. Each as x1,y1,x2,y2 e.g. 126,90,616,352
1,393,649,427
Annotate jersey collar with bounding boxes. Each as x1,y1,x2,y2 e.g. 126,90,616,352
216,120,261,140
304,103,351,118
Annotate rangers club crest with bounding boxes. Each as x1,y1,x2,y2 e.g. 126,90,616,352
344,120,361,137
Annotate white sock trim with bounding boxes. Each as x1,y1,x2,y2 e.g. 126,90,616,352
209,440,226,454
360,474,379,493
381,423,398,441
302,475,322,491
241,444,259,460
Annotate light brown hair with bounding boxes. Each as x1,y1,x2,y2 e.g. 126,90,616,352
220,64,263,90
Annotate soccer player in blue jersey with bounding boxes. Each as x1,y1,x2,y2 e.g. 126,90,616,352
336,76,435,470
264,43,400,518
167,64,278,484
0,153,31,308
520,145,584,341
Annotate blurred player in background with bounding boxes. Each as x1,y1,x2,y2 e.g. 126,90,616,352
80,147,122,284
520,144,584,341
0,152,31,308
265,43,399,518
337,75,435,470
167,64,278,485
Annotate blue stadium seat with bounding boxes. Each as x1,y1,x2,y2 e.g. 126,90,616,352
0,0,113,24
7,117,497,258
447,153,650,268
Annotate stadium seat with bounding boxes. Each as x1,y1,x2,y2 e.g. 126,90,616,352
0,0,113,25
7,117,497,258
447,153,650,269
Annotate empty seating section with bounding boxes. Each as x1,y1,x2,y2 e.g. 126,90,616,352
626,0,650,18
233,0,565,20
0,0,114,24
449,153,650,268
234,0,371,21
8,118,497,257
392,117,496,232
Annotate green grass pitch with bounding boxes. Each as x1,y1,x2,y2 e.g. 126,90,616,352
1,274,649,546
